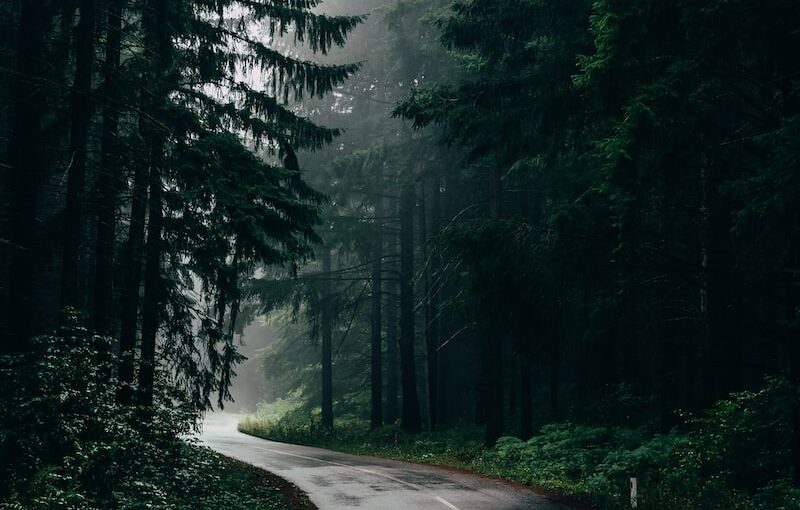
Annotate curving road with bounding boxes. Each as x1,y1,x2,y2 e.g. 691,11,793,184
199,414,577,510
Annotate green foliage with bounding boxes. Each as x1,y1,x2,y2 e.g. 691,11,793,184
0,316,291,509
471,379,799,510
240,416,484,465
2,445,292,510
245,392,309,430
241,378,800,510
117,0,366,412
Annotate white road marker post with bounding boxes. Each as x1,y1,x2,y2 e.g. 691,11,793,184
630,477,638,509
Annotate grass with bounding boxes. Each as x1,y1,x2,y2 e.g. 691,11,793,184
238,417,486,466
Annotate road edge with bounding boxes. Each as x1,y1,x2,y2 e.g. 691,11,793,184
236,428,596,510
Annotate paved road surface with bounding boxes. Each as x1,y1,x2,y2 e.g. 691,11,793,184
199,414,576,510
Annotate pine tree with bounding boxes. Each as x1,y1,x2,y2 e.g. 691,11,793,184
98,0,363,409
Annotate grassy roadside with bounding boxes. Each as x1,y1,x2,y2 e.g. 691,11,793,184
0,323,315,510
186,446,314,510
1,443,310,510
239,380,800,510
238,419,606,507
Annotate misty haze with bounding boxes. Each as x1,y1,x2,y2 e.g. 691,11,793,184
2,1,800,509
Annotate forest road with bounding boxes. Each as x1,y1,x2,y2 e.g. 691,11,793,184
199,413,577,510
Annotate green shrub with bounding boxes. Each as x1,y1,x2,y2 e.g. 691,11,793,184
0,314,291,510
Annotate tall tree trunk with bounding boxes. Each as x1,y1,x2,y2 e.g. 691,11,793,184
699,162,712,406
399,183,421,433
62,0,97,308
549,309,562,422
1,4,48,493
321,247,334,428
116,143,148,404
508,355,517,418
519,343,532,440
483,329,504,445
52,3,75,86
93,0,123,334
658,291,678,432
788,220,800,486
708,218,740,401
420,181,438,429
701,157,741,405
137,143,163,408
3,0,48,353
417,179,438,430
118,0,166,404
136,0,171,411
482,166,504,444
430,177,444,424
791,329,800,486
370,225,383,429
658,169,678,432
384,230,399,424
793,349,800,486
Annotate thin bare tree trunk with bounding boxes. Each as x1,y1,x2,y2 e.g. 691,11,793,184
399,183,421,433
321,247,334,428
370,223,383,429
384,227,399,423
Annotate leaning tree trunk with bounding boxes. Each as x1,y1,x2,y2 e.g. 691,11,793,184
321,247,334,428
3,0,48,354
93,0,123,334
62,0,97,308
399,183,422,433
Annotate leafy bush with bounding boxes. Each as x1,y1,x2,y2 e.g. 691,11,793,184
0,315,291,509
478,378,799,510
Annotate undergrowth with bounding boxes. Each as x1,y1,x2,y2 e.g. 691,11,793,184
240,378,800,510
0,315,292,510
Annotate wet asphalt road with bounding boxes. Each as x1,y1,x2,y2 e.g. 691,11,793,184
199,414,575,510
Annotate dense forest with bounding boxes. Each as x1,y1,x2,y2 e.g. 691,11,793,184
0,0,360,507
2,1,800,509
